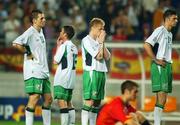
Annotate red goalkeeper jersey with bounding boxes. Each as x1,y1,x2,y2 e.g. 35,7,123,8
96,97,136,125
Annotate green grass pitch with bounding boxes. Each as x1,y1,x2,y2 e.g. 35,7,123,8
0,120,81,125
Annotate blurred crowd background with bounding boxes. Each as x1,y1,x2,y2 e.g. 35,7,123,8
0,0,180,49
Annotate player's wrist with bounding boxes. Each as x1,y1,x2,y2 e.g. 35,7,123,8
24,45,32,56
152,58,157,62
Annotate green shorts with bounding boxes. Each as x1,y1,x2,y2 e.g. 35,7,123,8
151,62,172,93
24,78,51,94
54,86,73,101
83,70,106,100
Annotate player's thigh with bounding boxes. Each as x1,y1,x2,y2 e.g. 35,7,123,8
158,63,172,93
91,71,106,100
82,70,92,99
54,85,71,101
151,62,161,92
24,78,43,94
43,79,51,94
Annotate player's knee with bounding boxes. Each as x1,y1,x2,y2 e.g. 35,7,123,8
157,92,167,105
29,94,40,105
44,96,53,106
93,100,101,107
48,97,53,105
124,119,140,125
135,111,146,123
84,99,93,107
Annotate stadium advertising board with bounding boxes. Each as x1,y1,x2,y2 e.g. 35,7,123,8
0,97,42,121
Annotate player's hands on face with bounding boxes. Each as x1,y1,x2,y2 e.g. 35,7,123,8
56,36,64,47
97,30,106,44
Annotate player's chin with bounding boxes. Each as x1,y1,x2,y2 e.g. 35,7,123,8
172,23,177,27
42,23,46,27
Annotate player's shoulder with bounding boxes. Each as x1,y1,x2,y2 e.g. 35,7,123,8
154,26,166,34
23,26,34,36
82,35,90,42
154,26,162,31
111,97,122,104
66,40,77,48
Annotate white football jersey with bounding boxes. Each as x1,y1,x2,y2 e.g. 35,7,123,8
13,26,49,80
145,26,173,63
54,40,78,89
81,35,108,72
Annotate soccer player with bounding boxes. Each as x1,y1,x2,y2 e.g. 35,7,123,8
96,80,151,125
12,10,52,125
81,18,111,125
53,26,78,125
144,9,178,125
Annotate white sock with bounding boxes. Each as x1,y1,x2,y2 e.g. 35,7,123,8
42,109,51,125
25,109,34,125
89,112,97,125
154,106,163,125
61,113,69,125
69,109,75,125
81,110,89,125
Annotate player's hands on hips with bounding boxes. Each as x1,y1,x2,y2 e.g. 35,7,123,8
97,30,106,44
27,54,36,60
154,59,166,67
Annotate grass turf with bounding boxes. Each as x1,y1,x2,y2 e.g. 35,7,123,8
0,120,81,125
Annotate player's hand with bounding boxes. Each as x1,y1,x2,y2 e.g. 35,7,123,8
154,59,166,67
97,30,106,44
56,36,64,47
27,54,36,60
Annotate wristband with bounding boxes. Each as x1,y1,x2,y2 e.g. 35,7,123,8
24,45,32,56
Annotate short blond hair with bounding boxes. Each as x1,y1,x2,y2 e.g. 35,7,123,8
89,18,105,28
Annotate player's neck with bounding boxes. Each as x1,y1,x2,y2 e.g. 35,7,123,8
163,23,172,32
33,24,42,32
120,95,129,104
89,32,97,40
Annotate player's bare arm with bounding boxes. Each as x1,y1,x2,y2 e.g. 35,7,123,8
95,30,106,60
103,45,111,60
56,36,65,47
144,42,166,67
13,43,35,60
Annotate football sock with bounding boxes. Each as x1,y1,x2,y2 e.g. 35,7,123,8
89,107,99,125
60,108,69,125
154,104,164,125
42,106,51,125
25,107,34,125
81,105,91,125
68,108,75,125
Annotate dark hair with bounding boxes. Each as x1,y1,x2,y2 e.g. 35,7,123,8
63,25,75,39
163,9,177,21
121,80,138,94
30,9,43,23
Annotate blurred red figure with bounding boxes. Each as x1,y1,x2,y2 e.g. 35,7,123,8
97,80,151,125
